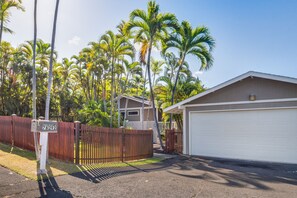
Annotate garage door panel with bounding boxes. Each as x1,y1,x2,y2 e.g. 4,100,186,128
190,108,297,164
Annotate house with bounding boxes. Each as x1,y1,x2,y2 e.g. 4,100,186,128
116,95,162,142
164,71,297,164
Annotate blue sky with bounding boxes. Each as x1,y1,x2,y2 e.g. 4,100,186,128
4,0,297,87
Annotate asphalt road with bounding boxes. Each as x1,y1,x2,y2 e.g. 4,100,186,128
1,156,297,198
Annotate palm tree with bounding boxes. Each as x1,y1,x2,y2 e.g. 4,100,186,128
41,0,60,170
151,58,164,86
163,21,215,128
45,0,60,120
0,0,24,44
124,0,178,148
32,0,39,160
100,30,134,127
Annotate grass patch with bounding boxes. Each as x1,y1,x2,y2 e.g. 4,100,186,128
0,143,80,180
0,143,162,181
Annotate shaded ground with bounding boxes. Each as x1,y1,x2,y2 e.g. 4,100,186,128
1,155,297,197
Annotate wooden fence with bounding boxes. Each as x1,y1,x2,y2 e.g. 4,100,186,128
0,116,12,145
0,115,74,162
78,124,153,164
165,129,183,154
0,116,153,164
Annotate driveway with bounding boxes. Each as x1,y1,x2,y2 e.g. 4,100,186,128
1,156,297,197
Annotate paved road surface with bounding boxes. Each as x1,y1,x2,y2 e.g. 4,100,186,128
1,156,297,197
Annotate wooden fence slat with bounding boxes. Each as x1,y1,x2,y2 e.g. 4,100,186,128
1,116,153,165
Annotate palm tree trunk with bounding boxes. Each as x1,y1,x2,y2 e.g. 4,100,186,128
0,14,3,45
110,57,115,128
40,0,60,172
103,77,107,112
169,54,186,129
45,0,59,119
141,64,147,130
32,0,40,160
147,40,164,149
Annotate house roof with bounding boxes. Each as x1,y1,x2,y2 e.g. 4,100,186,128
116,95,151,106
164,71,297,114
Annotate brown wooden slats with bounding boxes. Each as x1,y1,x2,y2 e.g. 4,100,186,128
79,125,153,164
0,116,13,145
0,116,74,163
13,117,34,151
0,116,153,165
48,122,74,162
165,129,183,153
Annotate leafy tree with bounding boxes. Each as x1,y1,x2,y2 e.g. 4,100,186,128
0,0,24,44
163,20,215,127
100,30,134,127
124,0,178,149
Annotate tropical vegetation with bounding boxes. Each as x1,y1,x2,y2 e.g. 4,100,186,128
0,1,215,145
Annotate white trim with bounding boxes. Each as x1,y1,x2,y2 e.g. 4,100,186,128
189,109,192,156
164,71,297,113
183,98,297,108
183,108,187,155
188,106,297,114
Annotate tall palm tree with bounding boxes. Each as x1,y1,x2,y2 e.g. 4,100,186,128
100,30,134,127
163,21,215,127
0,0,24,44
32,0,39,160
41,0,60,170
124,0,177,148
45,0,60,120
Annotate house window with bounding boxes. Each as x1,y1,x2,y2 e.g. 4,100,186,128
127,111,139,116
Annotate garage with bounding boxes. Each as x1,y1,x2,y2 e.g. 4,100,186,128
189,108,297,163
164,71,297,164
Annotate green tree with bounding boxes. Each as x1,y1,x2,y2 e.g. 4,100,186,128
163,21,215,127
124,0,178,148
151,58,164,86
100,30,134,127
0,0,24,44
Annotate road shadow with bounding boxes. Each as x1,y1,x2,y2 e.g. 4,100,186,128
167,156,297,190
69,159,173,183
37,166,73,198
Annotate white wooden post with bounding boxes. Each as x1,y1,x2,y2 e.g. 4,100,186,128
39,133,48,174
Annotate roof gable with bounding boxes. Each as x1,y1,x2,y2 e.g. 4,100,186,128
118,95,151,106
164,71,297,113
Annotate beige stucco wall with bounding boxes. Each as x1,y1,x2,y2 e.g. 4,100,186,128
183,77,297,154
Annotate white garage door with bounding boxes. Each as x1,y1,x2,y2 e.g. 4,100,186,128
189,108,297,164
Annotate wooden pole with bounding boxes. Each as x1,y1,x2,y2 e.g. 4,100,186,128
74,121,80,164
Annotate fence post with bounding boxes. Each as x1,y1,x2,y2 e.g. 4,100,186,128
121,127,125,162
74,121,81,164
11,114,16,146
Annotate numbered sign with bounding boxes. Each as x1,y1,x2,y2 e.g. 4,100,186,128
31,120,58,133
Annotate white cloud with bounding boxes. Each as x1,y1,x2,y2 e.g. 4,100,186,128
68,36,81,45
193,70,204,77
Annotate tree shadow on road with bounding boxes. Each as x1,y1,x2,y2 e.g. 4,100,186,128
167,156,297,190
69,159,173,183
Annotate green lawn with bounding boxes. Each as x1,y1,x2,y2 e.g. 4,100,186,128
0,143,161,181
